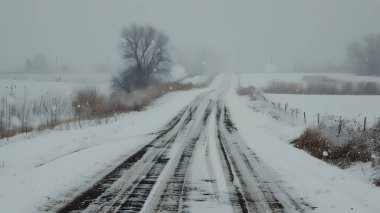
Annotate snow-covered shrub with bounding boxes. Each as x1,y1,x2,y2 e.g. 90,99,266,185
291,128,372,168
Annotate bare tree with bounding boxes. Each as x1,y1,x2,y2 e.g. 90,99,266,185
115,24,170,91
347,34,380,76
111,66,135,92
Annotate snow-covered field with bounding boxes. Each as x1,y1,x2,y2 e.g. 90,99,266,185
239,72,380,126
239,72,380,88
0,72,112,129
0,72,112,97
0,72,113,85
267,94,380,127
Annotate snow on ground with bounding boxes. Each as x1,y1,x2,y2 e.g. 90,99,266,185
267,94,380,127
0,71,112,85
1,72,379,213
239,72,380,88
168,65,188,81
228,74,380,213
0,85,211,213
181,74,212,86
0,72,112,98
1,78,79,101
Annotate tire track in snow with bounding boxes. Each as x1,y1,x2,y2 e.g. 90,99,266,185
56,95,206,212
216,100,315,212
154,100,213,212
56,93,212,213
53,75,315,213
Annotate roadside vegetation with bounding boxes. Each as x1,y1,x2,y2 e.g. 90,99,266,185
291,121,380,186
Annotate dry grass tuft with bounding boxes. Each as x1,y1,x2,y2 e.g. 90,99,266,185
237,86,257,100
110,82,194,113
265,81,301,94
0,126,33,140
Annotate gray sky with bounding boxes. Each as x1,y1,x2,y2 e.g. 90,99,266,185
1,0,380,72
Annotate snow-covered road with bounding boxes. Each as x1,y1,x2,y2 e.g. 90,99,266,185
54,75,312,212
1,74,380,213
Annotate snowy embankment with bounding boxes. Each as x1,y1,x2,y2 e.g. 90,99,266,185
0,77,217,213
229,74,380,213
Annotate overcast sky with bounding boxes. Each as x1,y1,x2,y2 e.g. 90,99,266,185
1,0,380,72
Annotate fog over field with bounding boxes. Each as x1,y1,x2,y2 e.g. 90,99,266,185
1,0,380,73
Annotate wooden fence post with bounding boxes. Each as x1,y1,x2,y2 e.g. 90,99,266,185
77,104,81,128
304,112,306,124
318,113,320,125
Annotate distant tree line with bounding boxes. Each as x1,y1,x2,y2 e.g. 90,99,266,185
24,54,73,73
25,54,51,73
347,34,380,76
